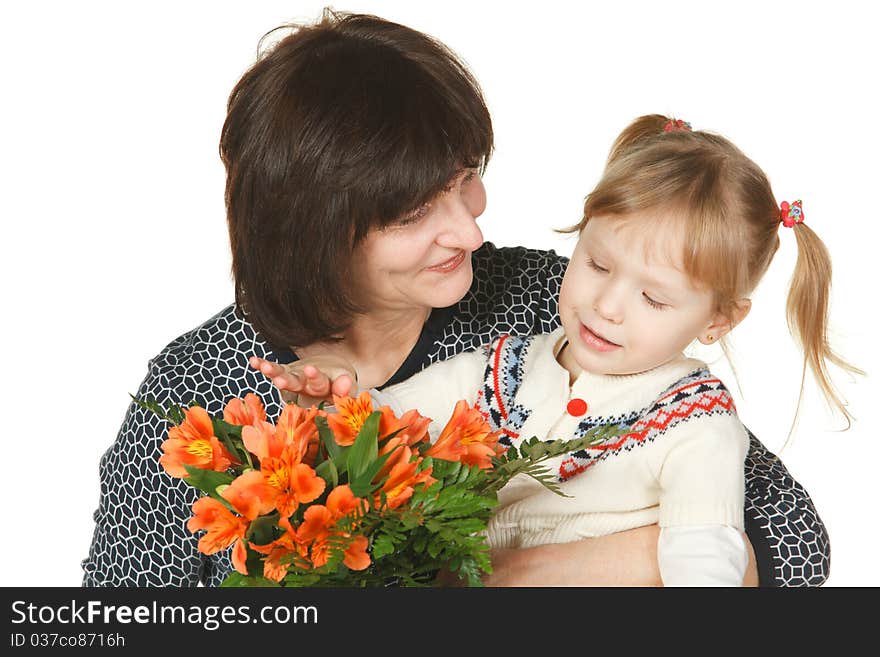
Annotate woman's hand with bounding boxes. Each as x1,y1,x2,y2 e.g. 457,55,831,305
249,355,357,407
482,526,758,587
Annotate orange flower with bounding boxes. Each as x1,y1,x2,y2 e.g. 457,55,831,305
159,406,237,478
186,468,283,576
261,451,326,518
186,497,250,574
342,535,370,571
326,391,375,446
220,470,278,521
241,420,283,462
296,485,370,570
242,405,323,462
374,408,433,475
223,393,267,426
426,400,504,469
377,457,436,510
378,407,432,446
275,404,323,465
250,516,309,582
242,413,326,518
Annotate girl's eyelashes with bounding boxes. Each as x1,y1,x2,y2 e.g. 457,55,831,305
585,258,609,273
643,292,669,310
585,256,669,310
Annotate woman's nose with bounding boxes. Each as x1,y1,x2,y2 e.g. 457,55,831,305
436,197,484,252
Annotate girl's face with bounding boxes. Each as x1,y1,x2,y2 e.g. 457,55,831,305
558,212,723,377
349,169,486,314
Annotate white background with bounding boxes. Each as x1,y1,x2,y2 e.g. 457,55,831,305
1,1,876,586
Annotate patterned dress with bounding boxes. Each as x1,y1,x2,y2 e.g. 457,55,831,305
81,243,829,586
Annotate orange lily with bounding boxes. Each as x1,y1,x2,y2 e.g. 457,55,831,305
219,470,278,520
250,516,310,582
263,451,326,518
296,485,370,570
375,408,433,477
159,406,237,478
377,456,436,510
275,403,323,466
426,400,504,469
242,413,326,518
326,391,375,446
378,407,432,446
341,536,371,571
223,393,267,426
186,469,279,576
186,497,250,574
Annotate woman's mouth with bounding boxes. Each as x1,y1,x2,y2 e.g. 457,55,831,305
579,323,622,352
425,250,466,273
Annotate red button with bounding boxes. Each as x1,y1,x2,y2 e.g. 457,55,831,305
567,398,588,416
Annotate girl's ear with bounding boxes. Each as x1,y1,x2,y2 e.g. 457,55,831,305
698,298,752,345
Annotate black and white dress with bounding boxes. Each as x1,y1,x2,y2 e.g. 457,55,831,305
81,243,829,587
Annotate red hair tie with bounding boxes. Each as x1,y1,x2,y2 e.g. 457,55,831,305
663,119,692,133
779,200,805,228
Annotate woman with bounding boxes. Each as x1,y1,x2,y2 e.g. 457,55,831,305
82,9,825,587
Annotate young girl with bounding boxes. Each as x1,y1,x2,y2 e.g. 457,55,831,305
250,114,858,586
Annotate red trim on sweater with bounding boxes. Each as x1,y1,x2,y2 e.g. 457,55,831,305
492,335,510,421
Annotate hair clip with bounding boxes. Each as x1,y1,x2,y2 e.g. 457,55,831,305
663,119,692,133
779,200,805,228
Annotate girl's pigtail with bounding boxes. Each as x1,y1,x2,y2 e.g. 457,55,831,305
786,223,864,429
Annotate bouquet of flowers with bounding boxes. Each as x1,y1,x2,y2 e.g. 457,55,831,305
136,391,623,587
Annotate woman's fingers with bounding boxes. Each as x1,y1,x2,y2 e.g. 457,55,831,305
271,373,305,393
330,374,355,398
301,365,332,398
248,356,285,379
248,355,356,406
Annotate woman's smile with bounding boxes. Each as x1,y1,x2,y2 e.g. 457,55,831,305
425,249,466,273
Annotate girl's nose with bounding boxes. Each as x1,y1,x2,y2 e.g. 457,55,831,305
593,286,624,324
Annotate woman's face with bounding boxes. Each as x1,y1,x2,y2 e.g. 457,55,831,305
349,169,487,313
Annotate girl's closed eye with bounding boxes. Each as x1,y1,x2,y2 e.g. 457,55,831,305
642,292,669,310
585,258,609,274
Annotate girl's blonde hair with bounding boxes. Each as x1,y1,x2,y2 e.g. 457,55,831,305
563,114,861,427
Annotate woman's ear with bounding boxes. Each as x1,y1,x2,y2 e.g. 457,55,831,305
698,299,752,345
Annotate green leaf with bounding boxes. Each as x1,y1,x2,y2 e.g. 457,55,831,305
316,415,347,474
348,442,404,497
130,394,186,426
372,533,396,561
315,458,339,489
181,464,235,508
210,416,245,464
346,411,381,480
245,514,280,546
219,572,281,587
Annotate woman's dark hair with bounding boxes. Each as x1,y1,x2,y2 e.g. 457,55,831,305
220,8,493,349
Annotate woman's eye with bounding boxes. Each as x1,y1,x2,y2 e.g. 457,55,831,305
643,293,668,310
586,258,608,273
399,203,430,225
